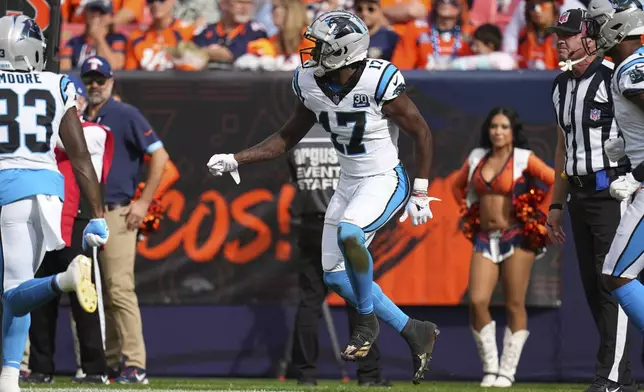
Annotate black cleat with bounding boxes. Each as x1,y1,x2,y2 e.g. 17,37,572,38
358,378,393,387
73,374,110,384
341,312,379,361
401,319,440,384
21,372,54,384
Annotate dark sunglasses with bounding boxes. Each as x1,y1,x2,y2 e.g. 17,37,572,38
437,0,460,6
146,0,166,4
356,5,378,12
82,76,108,86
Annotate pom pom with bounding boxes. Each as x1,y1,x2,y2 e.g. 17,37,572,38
457,183,550,255
513,185,549,253
458,202,480,243
132,181,165,239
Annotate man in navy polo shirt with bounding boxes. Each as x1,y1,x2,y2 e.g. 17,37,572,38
80,56,169,385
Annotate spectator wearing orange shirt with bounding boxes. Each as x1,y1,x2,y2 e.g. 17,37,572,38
516,0,558,69
355,0,400,61
192,0,268,66
239,0,309,70
63,0,146,26
61,0,127,71
391,0,474,70
125,0,196,71
381,0,430,36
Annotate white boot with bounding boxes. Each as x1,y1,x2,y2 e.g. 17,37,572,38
471,321,499,387
493,327,530,388
0,366,21,392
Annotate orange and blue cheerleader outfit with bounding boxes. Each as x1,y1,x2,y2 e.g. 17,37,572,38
452,147,555,263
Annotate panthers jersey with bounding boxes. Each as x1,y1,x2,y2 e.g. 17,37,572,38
612,46,644,168
292,59,406,177
0,71,77,205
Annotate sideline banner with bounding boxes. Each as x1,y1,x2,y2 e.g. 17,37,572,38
115,71,562,307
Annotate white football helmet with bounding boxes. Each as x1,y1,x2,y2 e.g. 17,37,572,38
300,10,369,77
0,15,47,72
583,0,644,55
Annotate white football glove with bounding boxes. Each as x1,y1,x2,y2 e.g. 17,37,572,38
206,153,241,184
399,179,441,226
604,137,626,162
609,172,642,201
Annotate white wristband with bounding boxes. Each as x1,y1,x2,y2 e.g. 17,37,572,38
413,178,428,192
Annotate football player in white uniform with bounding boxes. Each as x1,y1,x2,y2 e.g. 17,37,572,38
207,10,440,383
0,15,108,392
583,0,644,337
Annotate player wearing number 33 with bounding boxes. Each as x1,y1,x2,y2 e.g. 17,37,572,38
0,15,108,392
207,10,440,384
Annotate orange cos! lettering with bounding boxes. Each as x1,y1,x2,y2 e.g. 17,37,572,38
137,185,295,264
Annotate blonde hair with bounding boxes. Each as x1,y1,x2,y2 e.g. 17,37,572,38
276,0,309,54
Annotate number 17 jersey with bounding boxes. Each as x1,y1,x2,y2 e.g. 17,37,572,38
292,59,405,177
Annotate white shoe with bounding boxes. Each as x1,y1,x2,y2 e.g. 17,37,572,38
74,367,86,379
492,375,513,387
481,374,497,387
493,327,530,388
62,255,98,313
0,382,20,392
471,321,499,388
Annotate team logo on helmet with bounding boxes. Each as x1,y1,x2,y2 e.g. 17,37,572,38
322,14,366,38
559,11,570,23
17,17,43,42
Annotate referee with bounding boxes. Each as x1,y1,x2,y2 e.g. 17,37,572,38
547,9,635,392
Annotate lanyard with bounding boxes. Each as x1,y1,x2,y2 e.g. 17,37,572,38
430,24,461,59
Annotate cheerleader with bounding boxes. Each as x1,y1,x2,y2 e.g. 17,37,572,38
452,107,554,388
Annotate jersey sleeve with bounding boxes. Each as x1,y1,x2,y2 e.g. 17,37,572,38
59,74,78,113
125,107,164,154
125,31,144,70
617,59,644,98
526,153,555,186
292,66,306,104
375,63,405,105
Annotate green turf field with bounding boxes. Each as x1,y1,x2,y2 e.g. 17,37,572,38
18,378,588,392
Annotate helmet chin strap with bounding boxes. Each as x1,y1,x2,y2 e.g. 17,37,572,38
313,65,326,77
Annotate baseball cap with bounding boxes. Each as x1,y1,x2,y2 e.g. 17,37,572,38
67,74,87,98
80,56,113,78
546,8,587,35
85,0,113,13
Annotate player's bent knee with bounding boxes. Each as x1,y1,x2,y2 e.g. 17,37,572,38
3,288,29,317
337,222,365,248
337,222,371,271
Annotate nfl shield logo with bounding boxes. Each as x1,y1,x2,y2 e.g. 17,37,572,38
559,11,570,23
332,95,340,104
590,108,601,121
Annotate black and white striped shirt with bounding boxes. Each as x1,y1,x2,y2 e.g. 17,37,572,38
552,58,624,176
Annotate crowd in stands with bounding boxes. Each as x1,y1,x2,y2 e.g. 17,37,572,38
59,0,602,71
